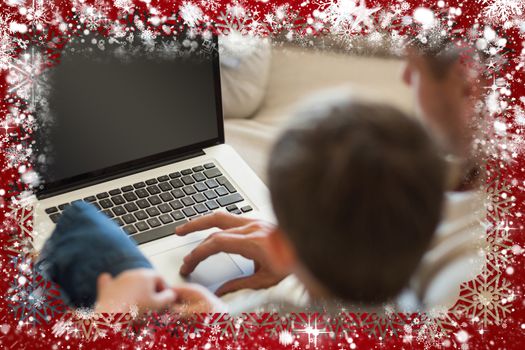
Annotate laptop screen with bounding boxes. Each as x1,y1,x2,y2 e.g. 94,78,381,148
34,36,223,197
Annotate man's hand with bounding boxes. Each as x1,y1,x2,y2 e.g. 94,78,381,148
95,268,176,314
176,212,290,296
171,284,227,315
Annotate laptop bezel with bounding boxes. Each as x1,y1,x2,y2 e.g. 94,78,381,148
36,35,225,199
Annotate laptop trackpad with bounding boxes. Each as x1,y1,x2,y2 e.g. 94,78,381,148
148,242,245,292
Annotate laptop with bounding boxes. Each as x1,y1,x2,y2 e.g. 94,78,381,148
31,35,272,291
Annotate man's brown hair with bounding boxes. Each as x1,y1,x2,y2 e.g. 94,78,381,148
268,100,446,304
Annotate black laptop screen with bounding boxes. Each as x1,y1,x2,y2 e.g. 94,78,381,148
34,37,223,197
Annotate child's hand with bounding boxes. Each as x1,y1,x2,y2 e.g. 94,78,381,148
94,268,175,314
171,284,227,315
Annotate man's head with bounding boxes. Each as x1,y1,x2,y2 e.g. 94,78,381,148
402,40,483,158
267,100,446,304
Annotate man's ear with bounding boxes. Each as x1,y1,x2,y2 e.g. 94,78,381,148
401,60,412,86
402,47,419,86
268,226,298,274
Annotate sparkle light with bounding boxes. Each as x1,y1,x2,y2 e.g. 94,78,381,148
293,316,330,348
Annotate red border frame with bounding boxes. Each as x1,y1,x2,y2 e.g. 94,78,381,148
1,1,524,349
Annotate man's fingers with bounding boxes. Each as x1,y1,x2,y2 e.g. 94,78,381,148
179,233,250,276
215,276,260,296
175,212,253,236
219,223,262,235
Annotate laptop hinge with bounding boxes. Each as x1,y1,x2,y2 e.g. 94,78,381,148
37,149,206,200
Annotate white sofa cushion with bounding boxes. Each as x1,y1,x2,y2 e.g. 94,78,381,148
219,35,272,119
225,47,415,181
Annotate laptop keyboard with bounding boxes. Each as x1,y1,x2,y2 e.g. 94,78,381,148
44,162,253,244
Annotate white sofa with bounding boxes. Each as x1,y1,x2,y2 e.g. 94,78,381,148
220,45,485,311
224,45,414,182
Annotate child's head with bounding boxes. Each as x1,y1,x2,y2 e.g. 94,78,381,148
267,100,446,304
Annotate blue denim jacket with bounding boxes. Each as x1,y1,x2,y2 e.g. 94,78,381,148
36,201,152,308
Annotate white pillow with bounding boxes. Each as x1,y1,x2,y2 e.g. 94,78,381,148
219,34,272,119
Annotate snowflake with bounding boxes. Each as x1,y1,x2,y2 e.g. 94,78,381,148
260,4,296,33
320,0,380,34
3,105,38,139
412,311,458,349
0,113,19,143
367,31,383,44
278,330,294,346
227,2,247,18
54,312,133,341
482,219,516,271
451,270,512,327
114,0,135,14
378,10,396,29
74,307,96,320
517,44,525,71
8,268,65,325
2,204,33,243
314,0,337,11
210,324,220,335
52,319,78,338
200,0,220,11
252,313,290,338
111,322,122,333
0,16,15,70
291,314,330,348
145,312,206,340
13,37,29,51
485,175,513,223
205,314,257,339
85,18,99,31
484,0,524,24
359,307,409,339
80,4,108,31
22,167,41,189
24,1,52,29
129,304,139,319
323,312,360,339
140,29,157,45
4,143,33,169
5,234,33,263
179,2,204,27
6,48,50,111
217,10,268,37
504,130,525,158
